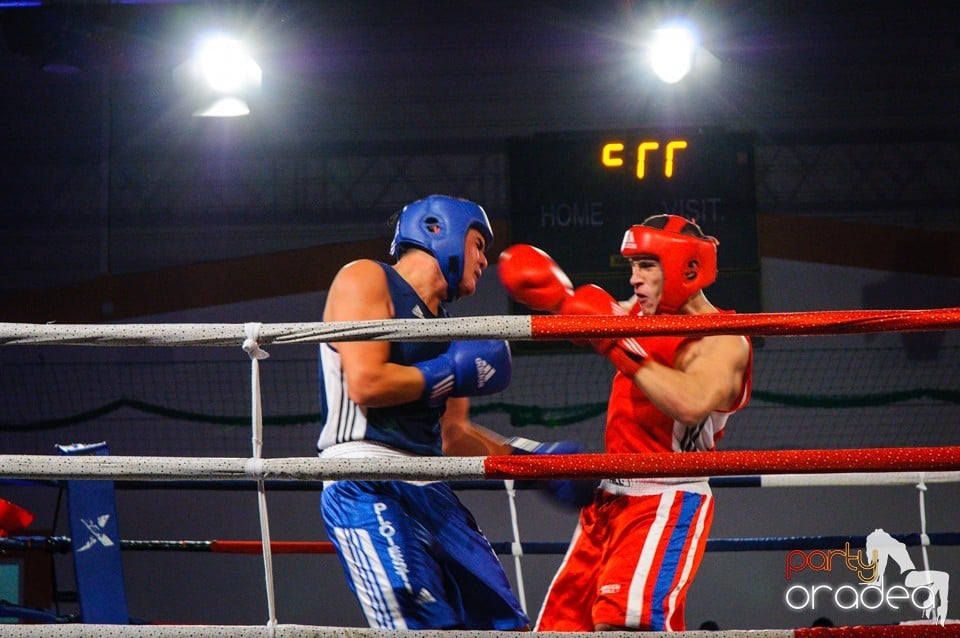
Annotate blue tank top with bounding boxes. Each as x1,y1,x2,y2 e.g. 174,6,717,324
317,261,449,456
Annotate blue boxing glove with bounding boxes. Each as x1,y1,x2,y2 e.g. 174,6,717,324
506,437,599,510
414,340,512,407
506,437,582,456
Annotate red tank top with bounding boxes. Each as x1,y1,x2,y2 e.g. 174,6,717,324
605,304,752,454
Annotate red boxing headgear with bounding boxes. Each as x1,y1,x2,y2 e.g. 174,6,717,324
620,215,719,313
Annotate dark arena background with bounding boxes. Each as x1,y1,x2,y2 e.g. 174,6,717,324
0,1,959,634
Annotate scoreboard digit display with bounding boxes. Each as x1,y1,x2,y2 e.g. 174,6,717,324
507,129,761,314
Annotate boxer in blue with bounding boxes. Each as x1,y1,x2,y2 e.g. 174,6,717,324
318,194,581,630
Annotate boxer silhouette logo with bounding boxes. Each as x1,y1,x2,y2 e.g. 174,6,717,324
784,528,949,625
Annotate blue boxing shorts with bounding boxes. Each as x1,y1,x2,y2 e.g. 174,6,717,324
321,479,529,630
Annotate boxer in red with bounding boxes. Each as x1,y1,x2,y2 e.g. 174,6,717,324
499,214,754,631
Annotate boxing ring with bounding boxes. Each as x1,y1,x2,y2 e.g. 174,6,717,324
1,309,960,637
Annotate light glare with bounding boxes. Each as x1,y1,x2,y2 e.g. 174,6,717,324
649,26,696,84
194,97,251,118
195,36,261,94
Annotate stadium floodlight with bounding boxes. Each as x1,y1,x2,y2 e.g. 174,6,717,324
648,23,698,84
175,33,262,117
195,35,259,94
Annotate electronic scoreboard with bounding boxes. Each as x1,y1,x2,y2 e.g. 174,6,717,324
507,129,760,315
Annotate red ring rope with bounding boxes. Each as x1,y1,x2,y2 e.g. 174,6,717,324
483,446,960,480
793,627,960,637
529,307,960,339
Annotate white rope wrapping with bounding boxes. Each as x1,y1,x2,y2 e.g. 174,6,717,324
243,323,278,629
917,475,932,572
502,479,527,614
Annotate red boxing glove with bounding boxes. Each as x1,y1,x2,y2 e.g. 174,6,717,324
558,283,623,317
559,284,648,376
498,244,574,312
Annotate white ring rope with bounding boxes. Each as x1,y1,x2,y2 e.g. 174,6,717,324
3,457,960,483
747,471,960,487
0,623,956,637
0,455,488,481
2,305,958,347
0,318,532,346
0,625,804,638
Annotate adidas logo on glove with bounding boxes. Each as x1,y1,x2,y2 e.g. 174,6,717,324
414,340,511,406
474,357,496,388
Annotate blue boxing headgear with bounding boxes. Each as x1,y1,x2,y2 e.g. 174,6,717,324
389,195,493,301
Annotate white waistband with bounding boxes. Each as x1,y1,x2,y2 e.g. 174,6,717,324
599,477,711,497
319,441,437,487
320,440,416,460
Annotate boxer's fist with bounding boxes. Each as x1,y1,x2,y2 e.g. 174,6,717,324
558,283,623,317
506,437,598,510
559,285,648,376
415,340,512,406
498,244,574,312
